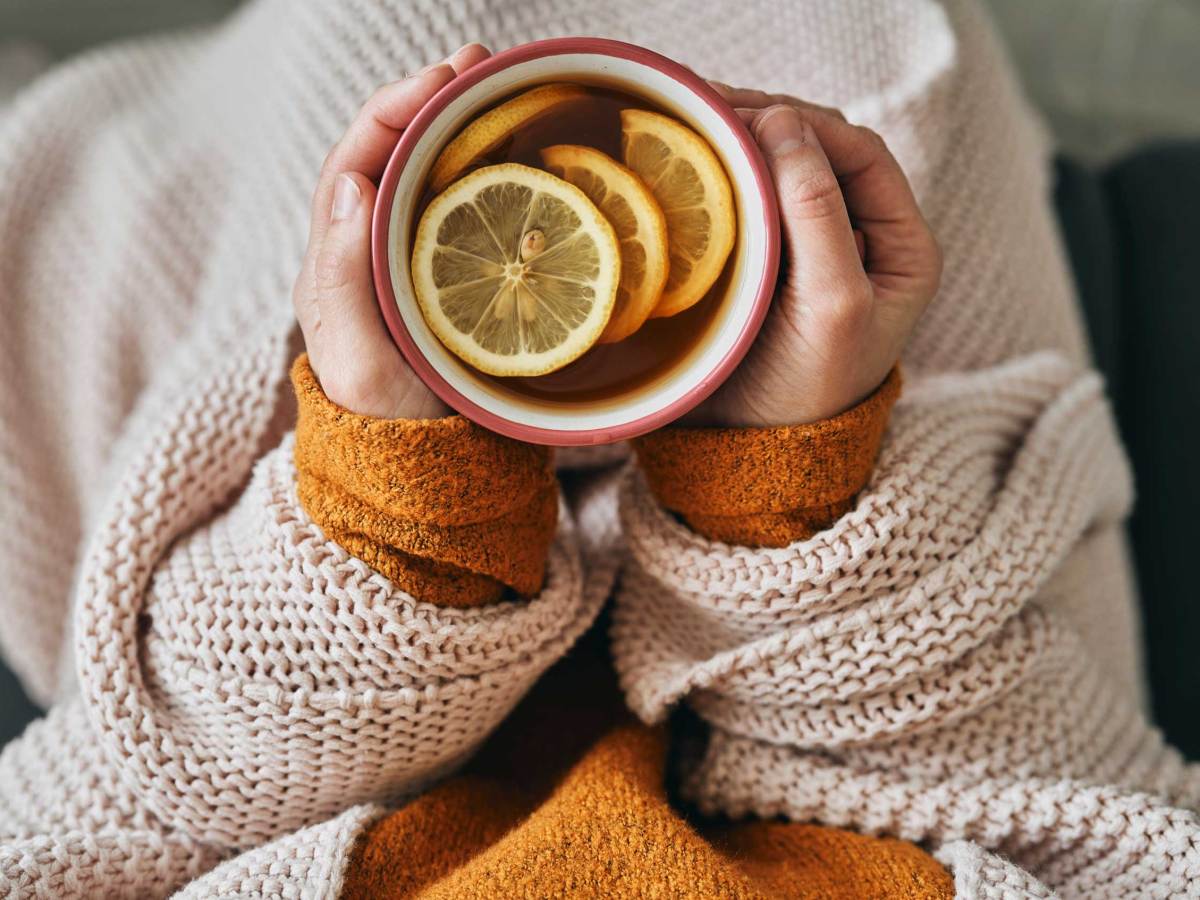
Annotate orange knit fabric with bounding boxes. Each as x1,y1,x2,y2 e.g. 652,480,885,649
633,368,901,546
289,362,951,899
339,627,953,900
292,355,558,607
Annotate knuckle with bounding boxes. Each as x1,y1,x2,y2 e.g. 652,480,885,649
911,223,944,298
928,231,945,283
827,278,875,335
779,168,844,220
855,125,890,155
322,363,393,415
796,99,845,122
843,275,876,312
360,83,393,121
313,242,352,293
320,142,342,177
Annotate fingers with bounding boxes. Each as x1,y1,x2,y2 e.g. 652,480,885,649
293,46,493,420
327,66,456,180
296,172,381,354
297,171,442,419
728,85,938,299
751,105,870,310
711,81,846,121
306,43,492,259
299,171,393,378
304,64,456,258
853,228,866,263
447,42,491,75
810,118,938,299
332,42,490,182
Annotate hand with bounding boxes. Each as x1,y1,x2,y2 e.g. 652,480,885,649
292,43,491,419
691,85,942,427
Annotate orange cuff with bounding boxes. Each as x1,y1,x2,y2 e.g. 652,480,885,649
292,355,558,608
633,369,901,547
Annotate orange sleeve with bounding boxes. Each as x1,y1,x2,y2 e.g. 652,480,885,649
291,355,558,608
633,369,901,546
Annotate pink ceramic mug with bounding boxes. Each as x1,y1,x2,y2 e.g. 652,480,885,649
372,37,780,445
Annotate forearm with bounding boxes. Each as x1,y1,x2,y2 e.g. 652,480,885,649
5,358,599,865
613,354,1200,895
292,354,557,607
633,367,900,546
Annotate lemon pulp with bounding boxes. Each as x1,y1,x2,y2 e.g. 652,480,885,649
540,143,669,343
410,163,620,377
621,108,736,318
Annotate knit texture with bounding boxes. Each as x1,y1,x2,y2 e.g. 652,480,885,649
0,0,1189,896
634,368,900,546
327,377,954,898
293,354,558,607
342,621,954,899
612,354,1200,897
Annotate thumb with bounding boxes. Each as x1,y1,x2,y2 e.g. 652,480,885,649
311,172,444,419
313,172,385,343
754,105,869,305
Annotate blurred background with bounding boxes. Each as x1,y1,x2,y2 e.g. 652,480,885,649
1,0,1198,754
5,0,1197,161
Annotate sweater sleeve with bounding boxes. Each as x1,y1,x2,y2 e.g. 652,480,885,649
291,355,557,608
632,368,900,547
611,354,1200,896
0,356,603,897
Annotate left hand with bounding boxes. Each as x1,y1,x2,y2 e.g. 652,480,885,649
292,43,491,420
689,84,942,427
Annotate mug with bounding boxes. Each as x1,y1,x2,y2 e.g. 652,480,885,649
372,37,780,445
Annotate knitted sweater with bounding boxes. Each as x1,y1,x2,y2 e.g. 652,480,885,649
299,358,959,900
0,0,1197,897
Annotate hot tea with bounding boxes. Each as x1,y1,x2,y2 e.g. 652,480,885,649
408,81,738,406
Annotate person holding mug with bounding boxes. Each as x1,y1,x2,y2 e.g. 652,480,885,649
0,3,1194,897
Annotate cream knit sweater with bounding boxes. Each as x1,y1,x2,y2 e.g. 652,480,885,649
0,0,1195,897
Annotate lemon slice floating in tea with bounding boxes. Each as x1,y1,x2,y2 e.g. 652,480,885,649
540,144,669,343
410,163,620,377
620,108,736,318
428,83,589,192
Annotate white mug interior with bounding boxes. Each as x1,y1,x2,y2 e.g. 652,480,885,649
386,52,771,442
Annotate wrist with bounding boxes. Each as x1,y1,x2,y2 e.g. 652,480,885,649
691,363,898,429
291,353,556,606
309,350,448,421
636,367,902,546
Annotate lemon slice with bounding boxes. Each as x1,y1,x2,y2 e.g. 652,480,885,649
621,108,736,318
540,144,669,343
410,163,620,377
429,84,589,192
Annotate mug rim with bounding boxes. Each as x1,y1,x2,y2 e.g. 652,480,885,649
371,36,780,445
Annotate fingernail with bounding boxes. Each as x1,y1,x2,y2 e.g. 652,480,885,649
756,106,811,157
331,174,360,222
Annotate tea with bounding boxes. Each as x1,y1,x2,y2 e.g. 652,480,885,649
410,82,738,406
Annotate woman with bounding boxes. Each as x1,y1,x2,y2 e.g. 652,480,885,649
0,0,1195,896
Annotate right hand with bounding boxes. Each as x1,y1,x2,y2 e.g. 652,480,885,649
690,85,941,428
292,43,491,420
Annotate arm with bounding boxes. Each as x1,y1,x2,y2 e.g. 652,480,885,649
616,353,1200,897
0,45,604,897
610,90,1200,896
0,356,593,895
292,354,557,609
